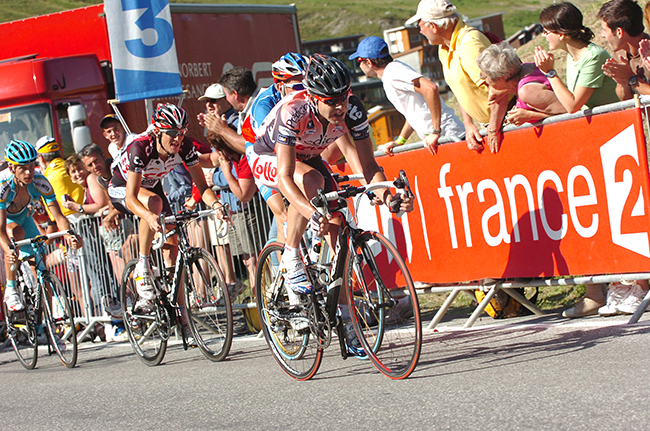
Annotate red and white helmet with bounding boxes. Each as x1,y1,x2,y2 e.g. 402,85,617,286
151,103,188,130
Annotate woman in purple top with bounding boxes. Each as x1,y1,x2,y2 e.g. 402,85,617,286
475,42,566,153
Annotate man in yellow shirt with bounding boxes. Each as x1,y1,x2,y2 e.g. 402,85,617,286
35,136,84,217
406,0,501,153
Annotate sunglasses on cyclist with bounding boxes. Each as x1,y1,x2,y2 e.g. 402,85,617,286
164,129,187,138
314,91,350,107
283,82,305,91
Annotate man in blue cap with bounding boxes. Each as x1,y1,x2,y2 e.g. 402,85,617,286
350,35,463,155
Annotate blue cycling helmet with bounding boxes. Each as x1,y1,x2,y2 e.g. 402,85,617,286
5,140,38,165
272,52,308,82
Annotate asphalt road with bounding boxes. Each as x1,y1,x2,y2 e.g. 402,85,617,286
0,312,649,430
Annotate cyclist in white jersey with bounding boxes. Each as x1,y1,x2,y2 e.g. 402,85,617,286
254,54,413,355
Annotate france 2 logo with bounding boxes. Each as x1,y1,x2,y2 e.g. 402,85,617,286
600,125,650,257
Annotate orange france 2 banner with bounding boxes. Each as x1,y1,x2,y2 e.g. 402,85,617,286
333,108,650,283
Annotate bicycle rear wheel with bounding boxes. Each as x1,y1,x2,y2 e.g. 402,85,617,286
345,231,421,379
120,259,167,366
255,242,322,380
41,273,78,368
184,248,233,361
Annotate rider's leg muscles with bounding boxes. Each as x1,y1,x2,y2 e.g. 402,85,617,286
266,193,287,244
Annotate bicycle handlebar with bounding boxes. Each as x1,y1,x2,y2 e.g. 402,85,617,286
10,229,77,250
152,208,217,250
311,170,413,218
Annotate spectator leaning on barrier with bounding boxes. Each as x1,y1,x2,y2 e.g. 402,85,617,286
531,2,618,119
599,0,650,98
204,130,258,299
566,0,650,318
349,35,464,156
476,42,567,152
61,154,122,317
35,136,84,220
406,0,494,152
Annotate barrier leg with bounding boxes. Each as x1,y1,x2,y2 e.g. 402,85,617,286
464,284,499,328
426,288,461,330
502,288,544,316
628,289,650,324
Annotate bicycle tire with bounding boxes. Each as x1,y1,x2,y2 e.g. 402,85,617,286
4,265,38,369
120,259,167,366
255,242,323,380
345,231,421,379
183,248,233,362
41,273,78,368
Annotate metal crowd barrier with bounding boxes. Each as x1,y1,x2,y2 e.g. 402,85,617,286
10,190,275,342
385,94,650,329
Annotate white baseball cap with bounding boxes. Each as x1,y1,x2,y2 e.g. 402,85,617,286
405,0,457,26
198,83,226,101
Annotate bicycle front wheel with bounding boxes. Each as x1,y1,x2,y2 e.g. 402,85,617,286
184,248,233,361
4,300,37,370
41,273,78,368
345,231,421,380
255,242,323,380
120,259,167,366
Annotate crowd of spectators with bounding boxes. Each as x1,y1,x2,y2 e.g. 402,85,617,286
4,0,650,334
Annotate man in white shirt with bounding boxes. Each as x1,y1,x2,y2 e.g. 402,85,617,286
350,36,464,156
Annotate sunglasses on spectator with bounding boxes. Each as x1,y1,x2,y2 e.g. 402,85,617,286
164,129,187,138
314,91,350,107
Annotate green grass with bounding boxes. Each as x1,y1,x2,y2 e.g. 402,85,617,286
0,0,602,41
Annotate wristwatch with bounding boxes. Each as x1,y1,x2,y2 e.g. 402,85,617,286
78,204,84,214
545,70,557,79
629,75,640,88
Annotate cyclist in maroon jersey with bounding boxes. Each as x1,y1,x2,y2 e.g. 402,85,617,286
108,103,221,308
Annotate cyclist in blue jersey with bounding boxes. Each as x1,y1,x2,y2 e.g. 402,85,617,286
241,53,309,242
0,140,81,311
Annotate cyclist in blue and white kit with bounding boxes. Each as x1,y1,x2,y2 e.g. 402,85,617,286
0,140,80,311
241,53,309,242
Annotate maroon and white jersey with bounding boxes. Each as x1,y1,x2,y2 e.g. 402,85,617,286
112,134,199,189
254,90,370,162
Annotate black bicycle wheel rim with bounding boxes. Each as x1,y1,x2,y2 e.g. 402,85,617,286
255,242,322,380
346,231,421,379
120,259,167,366
184,248,233,361
5,264,38,370
4,299,37,370
42,273,78,368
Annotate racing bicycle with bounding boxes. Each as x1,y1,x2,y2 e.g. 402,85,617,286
3,230,79,369
120,209,233,366
255,170,421,380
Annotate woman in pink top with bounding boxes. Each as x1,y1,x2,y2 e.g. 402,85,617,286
476,42,566,153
